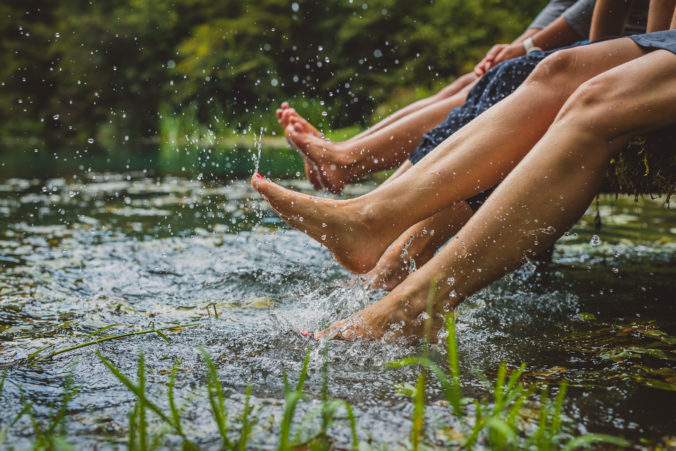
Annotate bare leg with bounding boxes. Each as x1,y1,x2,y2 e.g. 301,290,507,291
366,202,474,291
276,72,477,139
286,87,472,193
318,48,676,340
252,39,645,273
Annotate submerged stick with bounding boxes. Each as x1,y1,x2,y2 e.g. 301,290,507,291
28,323,200,362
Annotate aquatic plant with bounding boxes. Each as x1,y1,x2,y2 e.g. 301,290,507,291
1,371,79,450
390,314,631,449
28,323,201,362
3,316,633,449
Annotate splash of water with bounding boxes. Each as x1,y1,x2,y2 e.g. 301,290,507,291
252,128,263,174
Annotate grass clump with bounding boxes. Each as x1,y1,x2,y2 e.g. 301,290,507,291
390,314,630,449
3,316,631,449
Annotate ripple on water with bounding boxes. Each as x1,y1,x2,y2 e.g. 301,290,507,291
0,175,674,447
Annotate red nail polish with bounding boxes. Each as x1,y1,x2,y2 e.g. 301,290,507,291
254,173,263,180
301,331,310,337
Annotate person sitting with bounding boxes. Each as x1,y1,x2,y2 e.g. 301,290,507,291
251,1,676,340
284,0,650,291
277,0,648,194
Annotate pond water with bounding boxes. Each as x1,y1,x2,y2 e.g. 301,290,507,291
0,172,674,448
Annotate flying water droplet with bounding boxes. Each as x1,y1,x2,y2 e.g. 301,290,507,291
589,235,601,246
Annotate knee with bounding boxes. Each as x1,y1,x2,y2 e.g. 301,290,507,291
525,49,578,85
555,73,620,135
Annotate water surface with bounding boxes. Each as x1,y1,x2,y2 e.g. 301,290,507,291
0,173,674,448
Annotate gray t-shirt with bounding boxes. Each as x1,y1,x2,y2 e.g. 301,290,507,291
529,0,648,39
529,0,576,30
562,0,648,38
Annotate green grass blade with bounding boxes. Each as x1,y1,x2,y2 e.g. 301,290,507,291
446,315,462,412
320,343,330,450
137,352,148,451
97,352,173,426
168,359,183,436
486,417,516,450
8,400,33,430
503,363,527,399
507,385,536,429
87,324,122,338
199,348,231,449
463,400,484,449
390,355,461,418
155,330,171,343
341,401,359,450
239,384,255,451
532,386,550,450
31,323,199,362
129,402,139,451
295,347,312,392
550,380,568,445
410,373,426,451
27,344,55,361
279,390,303,451
493,362,507,413
282,369,290,395
561,433,630,450
422,280,438,352
0,371,5,406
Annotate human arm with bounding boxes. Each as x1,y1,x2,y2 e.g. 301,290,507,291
589,0,633,40
473,29,538,76
474,0,575,76
647,0,676,31
486,16,582,70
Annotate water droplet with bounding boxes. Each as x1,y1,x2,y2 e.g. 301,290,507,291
291,2,299,12
589,235,601,246
87,138,94,144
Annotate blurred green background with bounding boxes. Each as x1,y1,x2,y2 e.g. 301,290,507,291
0,0,544,177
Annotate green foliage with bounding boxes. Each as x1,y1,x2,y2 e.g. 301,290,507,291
0,0,544,153
3,322,630,449
389,314,631,449
603,126,676,198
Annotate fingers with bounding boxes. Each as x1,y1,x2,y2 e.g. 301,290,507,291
475,43,509,76
485,44,505,60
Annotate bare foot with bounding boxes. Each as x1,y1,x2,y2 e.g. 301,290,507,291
283,123,325,190
368,204,473,291
366,235,435,292
286,125,352,194
276,101,292,126
277,103,324,138
284,109,324,139
316,272,448,341
250,174,396,273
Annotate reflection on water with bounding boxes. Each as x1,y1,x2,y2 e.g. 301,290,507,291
0,173,674,448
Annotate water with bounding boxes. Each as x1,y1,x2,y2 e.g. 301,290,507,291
0,172,674,448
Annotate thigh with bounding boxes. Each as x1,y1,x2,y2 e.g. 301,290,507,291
560,49,676,141
526,38,648,94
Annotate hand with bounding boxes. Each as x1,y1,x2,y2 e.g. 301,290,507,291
474,43,508,76
491,43,527,67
